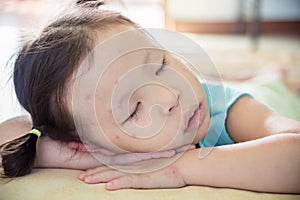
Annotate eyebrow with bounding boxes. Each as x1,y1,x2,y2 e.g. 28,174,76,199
143,50,164,66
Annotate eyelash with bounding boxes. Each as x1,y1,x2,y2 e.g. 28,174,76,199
130,102,141,118
123,102,141,124
155,56,168,76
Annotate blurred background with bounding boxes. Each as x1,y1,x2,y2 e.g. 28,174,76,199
0,0,300,122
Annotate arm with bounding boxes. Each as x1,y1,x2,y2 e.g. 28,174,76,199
226,96,300,141
35,136,102,169
180,134,300,193
0,117,183,169
0,116,101,169
81,134,300,193
79,97,300,193
35,137,187,169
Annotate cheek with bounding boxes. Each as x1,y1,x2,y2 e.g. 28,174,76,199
116,131,185,153
111,125,183,153
96,91,196,153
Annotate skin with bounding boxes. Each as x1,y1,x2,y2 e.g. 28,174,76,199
70,24,210,155
0,116,99,169
1,23,300,193
74,24,300,193
79,96,300,193
0,116,191,169
89,49,210,152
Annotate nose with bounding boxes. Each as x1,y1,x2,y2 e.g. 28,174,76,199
161,88,180,114
132,84,180,116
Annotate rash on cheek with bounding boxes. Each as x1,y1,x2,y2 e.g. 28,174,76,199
114,79,119,85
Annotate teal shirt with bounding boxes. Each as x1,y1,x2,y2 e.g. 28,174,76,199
199,82,252,147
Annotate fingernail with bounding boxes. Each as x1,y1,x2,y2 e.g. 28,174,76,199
78,173,87,180
162,150,174,157
105,182,114,190
84,176,92,183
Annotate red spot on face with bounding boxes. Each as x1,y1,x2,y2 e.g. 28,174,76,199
115,135,119,139
108,108,112,114
114,79,119,85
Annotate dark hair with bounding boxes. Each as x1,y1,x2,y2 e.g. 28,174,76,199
0,0,135,177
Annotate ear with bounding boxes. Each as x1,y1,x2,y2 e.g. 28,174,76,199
67,141,89,152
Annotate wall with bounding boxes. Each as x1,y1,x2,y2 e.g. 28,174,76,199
167,0,300,22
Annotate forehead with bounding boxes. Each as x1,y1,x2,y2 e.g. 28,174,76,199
91,25,166,89
94,48,166,113
73,27,161,103
95,23,158,50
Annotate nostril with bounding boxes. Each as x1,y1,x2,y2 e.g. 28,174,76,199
169,106,174,112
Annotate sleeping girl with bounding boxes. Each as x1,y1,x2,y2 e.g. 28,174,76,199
1,0,300,193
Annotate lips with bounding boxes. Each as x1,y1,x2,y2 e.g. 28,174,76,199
184,104,205,134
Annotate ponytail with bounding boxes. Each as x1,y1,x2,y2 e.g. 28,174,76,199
0,130,40,177
0,0,135,178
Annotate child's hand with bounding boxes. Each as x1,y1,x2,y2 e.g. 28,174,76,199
78,145,195,190
68,141,195,166
79,162,186,190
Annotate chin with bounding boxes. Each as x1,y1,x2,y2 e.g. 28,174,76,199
192,140,199,145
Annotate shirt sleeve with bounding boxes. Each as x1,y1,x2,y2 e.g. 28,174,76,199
199,83,252,147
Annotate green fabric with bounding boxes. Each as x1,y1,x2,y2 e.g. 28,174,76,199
227,80,300,121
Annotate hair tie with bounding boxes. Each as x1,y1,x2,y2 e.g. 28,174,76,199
29,128,42,138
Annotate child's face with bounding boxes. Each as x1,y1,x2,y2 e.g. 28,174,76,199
72,24,210,153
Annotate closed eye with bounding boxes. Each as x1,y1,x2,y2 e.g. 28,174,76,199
122,102,141,124
155,55,168,76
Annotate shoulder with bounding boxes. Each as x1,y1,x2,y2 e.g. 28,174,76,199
202,81,251,116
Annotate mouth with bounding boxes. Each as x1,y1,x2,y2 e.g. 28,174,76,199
184,103,205,134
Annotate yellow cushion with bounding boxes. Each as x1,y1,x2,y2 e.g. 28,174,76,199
1,168,299,200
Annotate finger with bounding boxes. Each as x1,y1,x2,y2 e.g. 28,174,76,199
84,170,128,184
105,174,159,190
110,150,175,165
68,143,116,155
84,149,119,165
148,149,176,159
78,165,111,180
175,144,195,153
89,148,116,156
105,165,186,190
105,175,141,190
127,150,176,161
